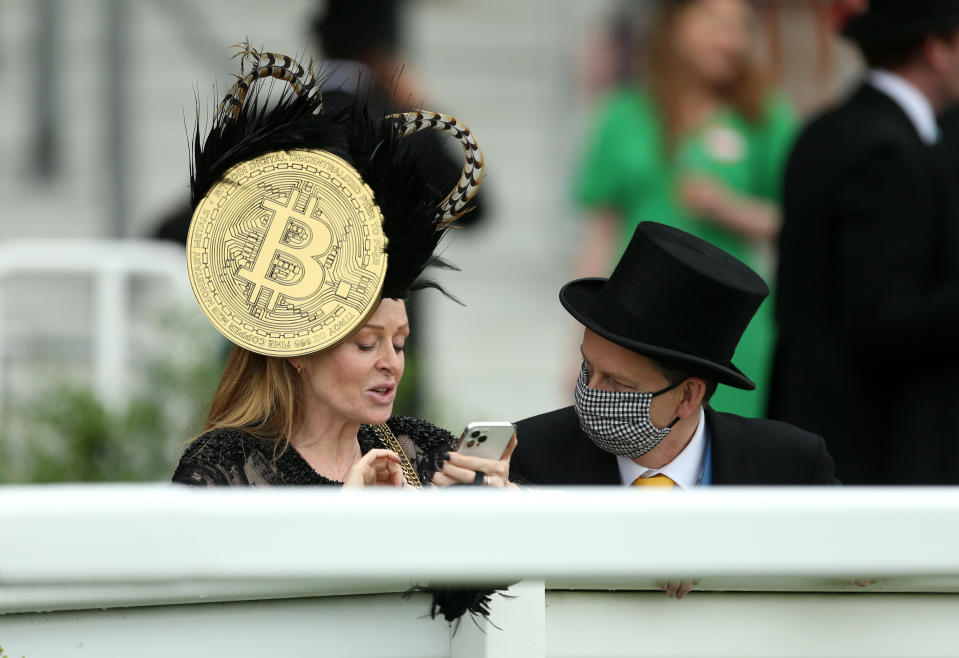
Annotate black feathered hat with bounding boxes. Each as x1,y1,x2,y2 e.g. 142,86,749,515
187,43,484,357
560,222,768,390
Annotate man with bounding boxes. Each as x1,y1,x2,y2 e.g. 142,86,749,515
511,221,837,490
768,0,959,484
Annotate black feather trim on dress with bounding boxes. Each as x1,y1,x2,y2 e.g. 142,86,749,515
405,584,514,628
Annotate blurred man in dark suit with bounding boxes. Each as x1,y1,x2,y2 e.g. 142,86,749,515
769,0,959,483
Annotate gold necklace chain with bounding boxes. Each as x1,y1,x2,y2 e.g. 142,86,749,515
373,423,423,488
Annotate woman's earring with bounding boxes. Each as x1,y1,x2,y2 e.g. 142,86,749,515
293,364,303,374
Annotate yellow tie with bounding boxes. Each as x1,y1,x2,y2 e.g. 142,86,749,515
632,473,676,487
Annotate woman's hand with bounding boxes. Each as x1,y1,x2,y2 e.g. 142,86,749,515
679,174,730,220
343,449,404,488
678,174,780,242
431,435,519,489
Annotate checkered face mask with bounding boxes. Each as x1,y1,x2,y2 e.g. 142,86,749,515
573,361,681,458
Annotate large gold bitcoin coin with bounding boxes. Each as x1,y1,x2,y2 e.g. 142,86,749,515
187,149,387,357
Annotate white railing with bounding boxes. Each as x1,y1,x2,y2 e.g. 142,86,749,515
2,486,959,657
0,240,192,409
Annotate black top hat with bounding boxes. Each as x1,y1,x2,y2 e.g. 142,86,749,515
560,222,768,390
843,0,959,49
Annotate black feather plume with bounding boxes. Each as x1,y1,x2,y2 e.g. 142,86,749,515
189,73,472,300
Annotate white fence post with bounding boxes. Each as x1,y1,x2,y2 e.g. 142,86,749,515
94,266,126,407
0,239,192,411
0,285,6,416
450,580,547,658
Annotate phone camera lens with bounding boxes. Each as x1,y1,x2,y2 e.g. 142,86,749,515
466,440,476,448
477,435,488,443
471,430,481,438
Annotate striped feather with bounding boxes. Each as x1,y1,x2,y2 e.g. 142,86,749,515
217,41,321,123
387,111,485,225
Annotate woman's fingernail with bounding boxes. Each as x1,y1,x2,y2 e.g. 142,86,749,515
442,452,451,461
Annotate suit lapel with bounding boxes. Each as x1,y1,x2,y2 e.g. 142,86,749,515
854,83,926,143
559,408,621,484
705,408,759,485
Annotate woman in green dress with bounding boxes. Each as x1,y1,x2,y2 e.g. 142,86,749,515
574,0,798,417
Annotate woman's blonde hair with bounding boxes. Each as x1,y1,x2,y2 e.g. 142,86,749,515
204,346,303,452
644,0,767,153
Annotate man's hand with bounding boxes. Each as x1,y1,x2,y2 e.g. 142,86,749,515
842,577,883,587
658,580,700,599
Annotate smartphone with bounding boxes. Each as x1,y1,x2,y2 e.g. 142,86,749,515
455,421,516,460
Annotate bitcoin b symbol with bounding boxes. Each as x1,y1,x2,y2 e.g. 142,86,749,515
238,188,333,312
187,149,386,357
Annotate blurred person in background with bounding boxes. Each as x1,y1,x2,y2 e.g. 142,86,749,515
172,44,513,491
940,102,959,179
311,0,487,229
573,0,797,419
828,0,869,31
769,0,959,484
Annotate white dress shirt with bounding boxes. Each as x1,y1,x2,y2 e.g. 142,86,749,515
868,69,939,144
617,407,707,489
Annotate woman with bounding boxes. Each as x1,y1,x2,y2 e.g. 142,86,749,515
175,299,465,487
575,0,798,417
172,44,514,490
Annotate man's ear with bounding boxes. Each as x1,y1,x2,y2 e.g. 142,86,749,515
925,34,956,73
925,38,944,72
676,377,706,418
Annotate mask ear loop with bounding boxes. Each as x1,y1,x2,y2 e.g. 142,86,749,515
651,379,683,397
652,379,684,430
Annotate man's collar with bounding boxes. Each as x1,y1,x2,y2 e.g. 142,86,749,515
868,69,939,144
617,407,707,489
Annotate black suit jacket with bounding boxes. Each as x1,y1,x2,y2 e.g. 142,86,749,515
510,406,837,485
769,83,959,484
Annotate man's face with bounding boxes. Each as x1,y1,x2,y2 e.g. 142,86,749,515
580,329,681,431
932,30,959,105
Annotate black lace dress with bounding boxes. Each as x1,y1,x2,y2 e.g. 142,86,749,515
172,414,506,622
172,416,456,486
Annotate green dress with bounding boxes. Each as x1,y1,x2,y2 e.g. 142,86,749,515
575,87,797,417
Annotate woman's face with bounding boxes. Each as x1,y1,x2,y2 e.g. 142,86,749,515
671,0,753,88
295,298,408,427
